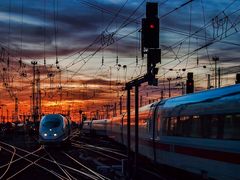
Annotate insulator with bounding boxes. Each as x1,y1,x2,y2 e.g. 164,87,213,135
116,56,118,65
102,56,104,66
7,57,10,68
19,58,22,67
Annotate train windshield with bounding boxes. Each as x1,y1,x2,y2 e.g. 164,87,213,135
42,119,61,128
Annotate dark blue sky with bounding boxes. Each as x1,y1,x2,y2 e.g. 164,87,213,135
0,1,239,64
0,0,240,96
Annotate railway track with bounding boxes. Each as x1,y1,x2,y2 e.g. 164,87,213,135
72,141,126,162
0,130,181,180
0,139,112,180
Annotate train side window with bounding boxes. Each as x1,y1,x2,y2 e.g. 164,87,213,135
181,116,192,137
224,114,240,140
217,116,224,139
190,116,201,138
162,118,168,135
146,108,156,135
168,117,177,136
147,118,151,133
156,114,161,137
176,116,190,136
176,116,184,136
201,115,211,138
210,116,218,139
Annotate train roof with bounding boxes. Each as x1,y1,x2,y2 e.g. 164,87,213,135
139,103,154,112
162,84,240,116
164,84,240,108
41,114,64,121
91,119,109,124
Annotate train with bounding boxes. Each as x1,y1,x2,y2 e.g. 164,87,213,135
82,119,108,136
39,114,72,145
82,84,240,179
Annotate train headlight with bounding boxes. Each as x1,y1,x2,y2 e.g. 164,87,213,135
43,133,47,137
53,133,57,137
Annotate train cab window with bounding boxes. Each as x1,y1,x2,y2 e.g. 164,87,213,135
42,119,61,128
224,114,240,140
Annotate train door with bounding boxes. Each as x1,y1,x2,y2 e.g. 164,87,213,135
147,108,154,138
155,107,161,140
152,105,158,162
152,103,163,162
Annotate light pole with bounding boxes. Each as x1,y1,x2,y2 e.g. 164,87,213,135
212,56,219,88
167,78,171,97
0,104,6,123
0,106,3,123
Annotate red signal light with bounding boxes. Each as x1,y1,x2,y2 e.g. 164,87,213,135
150,24,155,29
188,82,192,86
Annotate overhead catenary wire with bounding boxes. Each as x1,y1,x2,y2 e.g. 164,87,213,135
159,0,240,78
54,0,59,66
1,0,240,115
59,0,130,64
158,14,240,79
7,0,201,93
161,0,238,58
43,0,47,66
56,0,146,88
185,1,192,69
57,0,199,81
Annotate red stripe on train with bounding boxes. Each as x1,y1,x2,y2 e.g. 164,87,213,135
174,145,240,164
143,139,240,164
110,131,240,164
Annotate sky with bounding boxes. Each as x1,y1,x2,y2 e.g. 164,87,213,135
0,0,240,121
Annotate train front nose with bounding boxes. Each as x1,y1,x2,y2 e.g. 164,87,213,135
40,128,61,140
39,114,65,144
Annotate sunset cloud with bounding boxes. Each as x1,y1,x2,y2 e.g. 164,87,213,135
0,0,240,121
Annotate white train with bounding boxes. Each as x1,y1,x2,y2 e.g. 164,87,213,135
39,114,72,144
82,119,108,136
83,84,240,179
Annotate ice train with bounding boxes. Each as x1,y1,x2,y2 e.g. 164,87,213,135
83,84,240,179
39,114,72,144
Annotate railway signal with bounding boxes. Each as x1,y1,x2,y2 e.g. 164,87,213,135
142,17,159,49
186,72,194,94
142,2,159,52
126,3,161,178
147,49,160,86
141,2,160,86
